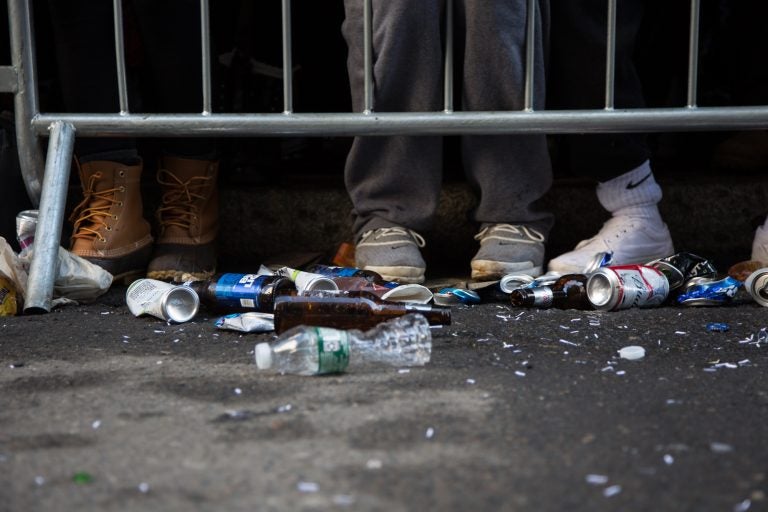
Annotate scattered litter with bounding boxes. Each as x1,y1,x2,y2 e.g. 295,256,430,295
72,471,93,484
559,325,570,330
663,454,674,465
600,366,614,372
738,359,750,366
585,474,609,485
466,378,476,385
215,312,274,333
706,322,729,332
297,481,319,493
710,442,734,453
515,370,526,377
666,399,682,405
234,388,242,395
618,345,645,360
8,362,23,368
603,485,622,498
138,482,150,493
558,339,578,346
34,476,45,486
333,495,355,506
734,499,752,512
675,331,687,335
100,311,110,315
91,420,101,430
366,459,383,469
425,427,435,439
277,404,292,413
615,370,626,376
398,369,411,374
153,330,165,334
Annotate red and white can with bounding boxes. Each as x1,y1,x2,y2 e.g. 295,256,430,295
586,265,669,311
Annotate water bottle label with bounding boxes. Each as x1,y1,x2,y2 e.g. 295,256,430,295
315,327,350,374
213,273,266,309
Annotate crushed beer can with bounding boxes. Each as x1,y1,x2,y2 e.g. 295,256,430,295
126,278,200,323
744,268,768,307
584,251,613,274
434,287,481,306
647,252,717,291
276,267,338,294
676,276,742,306
15,209,38,253
586,265,669,311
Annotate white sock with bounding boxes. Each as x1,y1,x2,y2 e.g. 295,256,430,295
596,160,663,219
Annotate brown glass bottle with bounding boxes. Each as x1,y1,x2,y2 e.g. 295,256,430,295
185,273,296,313
510,274,591,310
273,293,451,334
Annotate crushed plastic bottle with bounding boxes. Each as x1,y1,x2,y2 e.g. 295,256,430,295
255,313,432,375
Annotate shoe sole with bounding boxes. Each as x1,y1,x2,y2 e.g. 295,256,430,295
363,265,425,284
471,260,542,281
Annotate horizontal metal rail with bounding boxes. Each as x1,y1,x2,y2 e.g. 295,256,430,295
30,107,768,136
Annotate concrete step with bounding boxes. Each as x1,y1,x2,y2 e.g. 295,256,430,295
217,172,768,274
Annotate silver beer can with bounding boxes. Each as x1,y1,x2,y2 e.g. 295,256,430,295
586,265,669,311
126,278,200,323
745,268,768,307
15,209,39,251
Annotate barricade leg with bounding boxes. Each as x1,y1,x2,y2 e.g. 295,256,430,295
23,121,75,313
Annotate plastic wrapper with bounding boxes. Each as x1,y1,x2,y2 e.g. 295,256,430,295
1,236,27,315
18,247,113,302
215,312,275,333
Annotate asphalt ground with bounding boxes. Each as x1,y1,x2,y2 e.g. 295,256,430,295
1,284,767,512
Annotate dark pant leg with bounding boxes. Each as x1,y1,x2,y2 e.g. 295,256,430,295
341,0,444,237
46,0,136,158
458,0,554,235
130,0,215,158
548,0,650,180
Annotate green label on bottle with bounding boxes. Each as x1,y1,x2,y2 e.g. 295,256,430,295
315,327,350,374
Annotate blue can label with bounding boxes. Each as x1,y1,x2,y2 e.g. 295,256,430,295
213,273,267,310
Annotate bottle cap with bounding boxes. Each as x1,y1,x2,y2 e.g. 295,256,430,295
255,342,273,369
618,345,645,361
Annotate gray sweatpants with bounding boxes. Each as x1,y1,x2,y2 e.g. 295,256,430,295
342,0,554,240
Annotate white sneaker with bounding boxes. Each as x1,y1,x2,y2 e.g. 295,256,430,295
547,215,675,274
751,223,768,264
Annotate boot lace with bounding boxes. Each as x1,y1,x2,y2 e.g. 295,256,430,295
69,171,122,243
156,168,214,232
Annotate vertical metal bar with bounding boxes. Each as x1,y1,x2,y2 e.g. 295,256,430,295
23,122,76,313
443,0,454,113
7,0,45,205
605,0,617,109
112,0,129,113
281,0,294,113
523,0,536,111
686,0,700,108
200,0,212,114
363,0,373,113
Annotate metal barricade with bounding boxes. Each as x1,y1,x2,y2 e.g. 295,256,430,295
2,0,768,312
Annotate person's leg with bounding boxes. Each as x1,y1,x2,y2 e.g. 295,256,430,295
131,0,219,281
546,0,673,273
341,0,444,283
460,0,554,279
48,0,152,282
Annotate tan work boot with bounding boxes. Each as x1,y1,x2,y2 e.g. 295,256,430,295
147,156,219,282
69,159,154,283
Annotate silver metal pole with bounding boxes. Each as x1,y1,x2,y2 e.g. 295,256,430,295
523,0,536,111
443,0,454,113
201,0,212,114
605,0,617,109
7,0,45,205
687,0,701,108
282,0,294,113
31,106,768,136
24,121,76,313
363,0,373,113
112,0,129,113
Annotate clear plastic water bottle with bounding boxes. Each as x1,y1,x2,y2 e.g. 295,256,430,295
254,313,432,375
